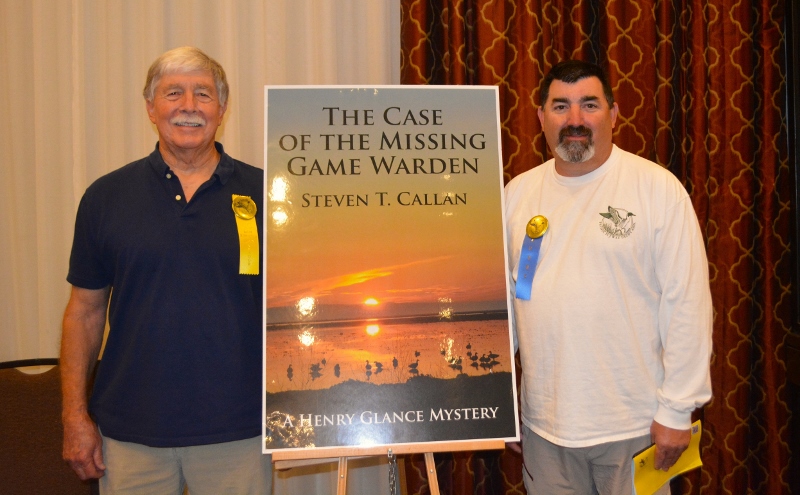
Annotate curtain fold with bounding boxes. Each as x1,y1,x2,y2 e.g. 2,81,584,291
401,1,792,493
404,451,525,495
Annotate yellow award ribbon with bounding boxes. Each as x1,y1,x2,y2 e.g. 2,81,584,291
231,194,259,275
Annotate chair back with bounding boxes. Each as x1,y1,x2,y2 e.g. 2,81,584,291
0,361,97,494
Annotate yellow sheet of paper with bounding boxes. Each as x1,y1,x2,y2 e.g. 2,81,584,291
632,420,703,495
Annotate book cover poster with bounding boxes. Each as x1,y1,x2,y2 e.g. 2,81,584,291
263,86,518,453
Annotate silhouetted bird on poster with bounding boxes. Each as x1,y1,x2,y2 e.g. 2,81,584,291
365,360,373,380
310,363,322,380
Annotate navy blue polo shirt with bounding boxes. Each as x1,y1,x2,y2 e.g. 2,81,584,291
68,142,263,447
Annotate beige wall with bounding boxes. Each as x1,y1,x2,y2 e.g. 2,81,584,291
0,0,400,363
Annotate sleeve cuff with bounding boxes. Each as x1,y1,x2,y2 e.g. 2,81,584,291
653,404,693,430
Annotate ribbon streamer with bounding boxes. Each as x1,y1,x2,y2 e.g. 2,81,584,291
515,235,543,300
232,194,259,275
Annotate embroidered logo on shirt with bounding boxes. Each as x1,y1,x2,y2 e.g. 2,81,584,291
599,206,636,239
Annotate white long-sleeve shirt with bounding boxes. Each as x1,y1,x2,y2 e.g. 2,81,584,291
505,145,712,447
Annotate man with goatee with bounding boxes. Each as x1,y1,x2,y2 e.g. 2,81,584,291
505,60,712,494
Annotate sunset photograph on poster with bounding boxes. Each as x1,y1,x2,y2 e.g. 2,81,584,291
263,86,518,453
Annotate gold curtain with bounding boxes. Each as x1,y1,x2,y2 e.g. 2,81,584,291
401,0,793,493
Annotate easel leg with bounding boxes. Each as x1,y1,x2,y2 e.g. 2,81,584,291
337,456,348,495
424,452,441,495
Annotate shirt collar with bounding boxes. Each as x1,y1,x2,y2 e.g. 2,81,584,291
148,142,234,184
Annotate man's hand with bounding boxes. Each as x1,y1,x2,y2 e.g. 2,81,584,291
63,413,105,480
650,420,690,471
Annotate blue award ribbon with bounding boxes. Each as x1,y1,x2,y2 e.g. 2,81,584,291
515,236,542,300
515,215,548,301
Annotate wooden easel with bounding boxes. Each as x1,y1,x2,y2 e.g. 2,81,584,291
272,439,506,495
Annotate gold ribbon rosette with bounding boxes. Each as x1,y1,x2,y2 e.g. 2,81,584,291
232,194,259,275
525,215,549,239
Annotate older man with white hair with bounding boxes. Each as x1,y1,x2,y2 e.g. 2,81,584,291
60,46,270,494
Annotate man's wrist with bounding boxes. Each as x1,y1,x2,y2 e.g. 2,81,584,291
62,408,92,425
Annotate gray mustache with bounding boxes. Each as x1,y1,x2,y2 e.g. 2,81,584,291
171,115,206,126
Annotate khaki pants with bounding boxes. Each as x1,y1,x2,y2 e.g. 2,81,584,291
100,434,272,495
521,424,670,495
